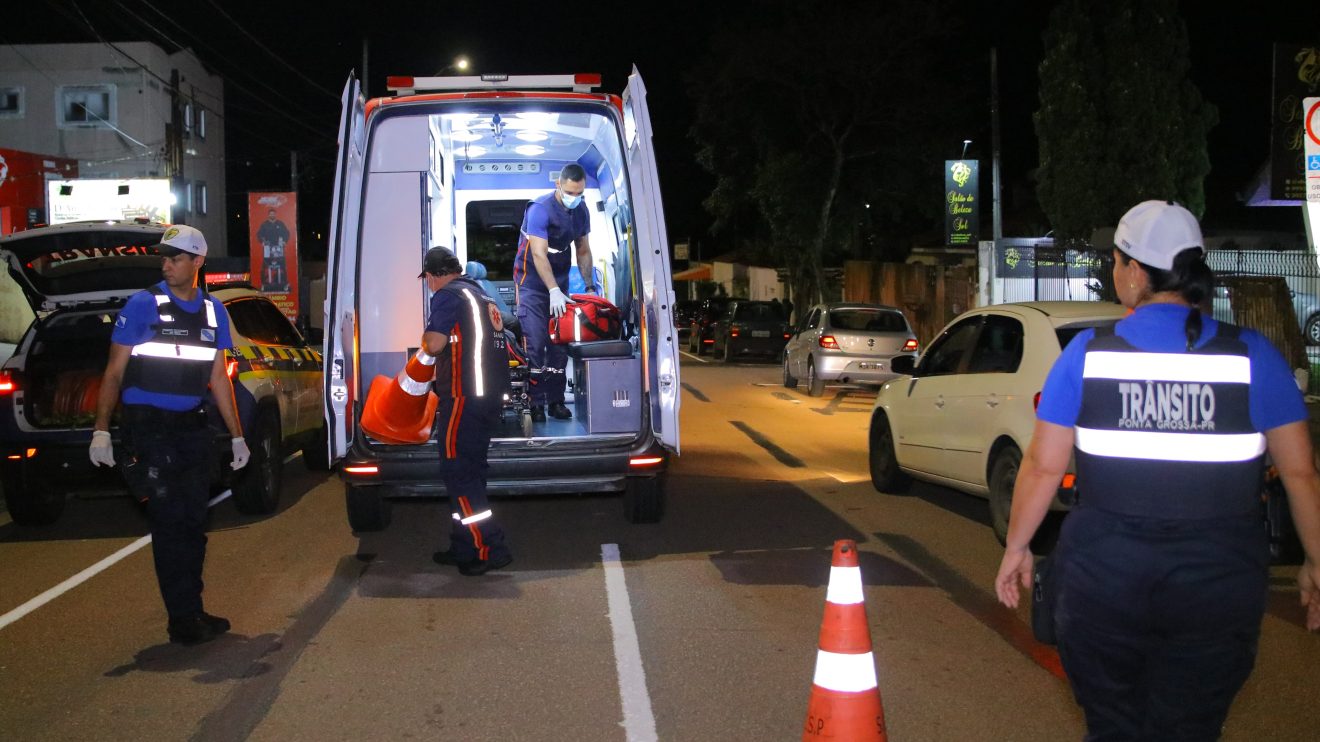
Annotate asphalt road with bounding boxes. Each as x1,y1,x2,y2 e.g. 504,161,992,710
1,353,1316,740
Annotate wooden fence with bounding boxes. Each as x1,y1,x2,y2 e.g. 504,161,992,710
843,260,978,345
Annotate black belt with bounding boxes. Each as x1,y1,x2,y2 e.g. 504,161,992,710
121,404,209,431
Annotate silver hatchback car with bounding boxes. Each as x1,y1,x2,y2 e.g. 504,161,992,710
782,302,918,396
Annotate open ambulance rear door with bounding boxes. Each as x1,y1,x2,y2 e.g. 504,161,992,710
324,74,366,464
622,67,681,454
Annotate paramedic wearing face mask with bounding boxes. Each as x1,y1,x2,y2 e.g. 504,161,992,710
512,162,595,423
420,247,514,576
88,224,249,646
994,201,1320,739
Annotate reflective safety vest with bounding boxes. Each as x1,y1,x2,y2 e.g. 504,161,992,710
435,277,511,401
122,285,220,400
1074,323,1265,519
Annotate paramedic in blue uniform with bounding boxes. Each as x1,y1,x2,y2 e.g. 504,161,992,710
420,247,514,576
512,162,595,422
994,201,1320,739
88,224,250,646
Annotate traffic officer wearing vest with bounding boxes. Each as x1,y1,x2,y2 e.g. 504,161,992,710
995,201,1320,739
419,247,514,576
512,162,595,423
89,224,249,646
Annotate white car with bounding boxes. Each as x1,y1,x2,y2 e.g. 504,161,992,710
867,301,1127,547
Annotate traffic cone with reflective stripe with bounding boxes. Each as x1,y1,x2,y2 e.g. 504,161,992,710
360,350,440,445
803,540,886,741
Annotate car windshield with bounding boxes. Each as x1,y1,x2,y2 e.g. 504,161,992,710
1056,319,1121,349
4,231,166,297
734,303,783,321
830,309,907,332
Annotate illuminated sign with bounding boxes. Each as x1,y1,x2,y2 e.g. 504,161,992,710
944,160,979,246
45,178,173,224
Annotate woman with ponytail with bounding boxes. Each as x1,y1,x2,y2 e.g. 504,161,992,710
994,200,1320,739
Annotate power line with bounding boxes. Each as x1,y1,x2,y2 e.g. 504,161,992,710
201,0,339,101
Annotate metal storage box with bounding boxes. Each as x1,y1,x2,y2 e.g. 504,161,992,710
573,355,641,433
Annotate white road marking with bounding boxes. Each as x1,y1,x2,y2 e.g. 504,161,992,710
601,543,658,742
0,489,233,632
679,350,710,363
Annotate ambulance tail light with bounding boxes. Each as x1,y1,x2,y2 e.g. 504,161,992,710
629,456,664,468
0,370,15,395
819,335,840,350
901,339,919,352
344,464,379,476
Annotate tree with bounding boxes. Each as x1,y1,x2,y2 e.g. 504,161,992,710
1035,0,1218,242
689,1,969,307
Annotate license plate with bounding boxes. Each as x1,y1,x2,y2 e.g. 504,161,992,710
751,330,770,338
859,362,882,370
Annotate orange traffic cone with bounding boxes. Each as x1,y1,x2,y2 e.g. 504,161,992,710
360,350,440,444
803,540,886,741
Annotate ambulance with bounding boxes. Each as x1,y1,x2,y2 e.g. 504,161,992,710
323,70,681,530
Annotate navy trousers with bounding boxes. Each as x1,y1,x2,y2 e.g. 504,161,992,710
515,291,567,406
436,396,509,562
121,417,213,620
1053,506,1268,741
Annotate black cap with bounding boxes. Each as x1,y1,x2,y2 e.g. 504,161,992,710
418,246,462,278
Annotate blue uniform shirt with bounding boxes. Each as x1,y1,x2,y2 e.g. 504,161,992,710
1038,303,1307,433
112,281,234,411
513,191,590,294
426,288,462,336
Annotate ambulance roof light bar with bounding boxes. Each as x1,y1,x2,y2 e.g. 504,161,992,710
386,73,602,96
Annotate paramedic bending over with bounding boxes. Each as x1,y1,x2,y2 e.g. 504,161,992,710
512,162,595,423
994,201,1320,740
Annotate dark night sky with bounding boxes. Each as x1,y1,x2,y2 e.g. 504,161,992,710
6,0,1320,257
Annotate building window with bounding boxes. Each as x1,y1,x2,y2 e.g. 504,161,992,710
184,101,193,139
195,182,208,215
57,85,115,128
0,87,24,118
197,108,207,139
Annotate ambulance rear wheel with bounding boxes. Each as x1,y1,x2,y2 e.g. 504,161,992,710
346,482,391,532
233,412,282,515
521,410,534,437
623,472,666,523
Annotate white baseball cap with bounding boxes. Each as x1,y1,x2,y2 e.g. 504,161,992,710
157,224,208,257
1113,200,1203,270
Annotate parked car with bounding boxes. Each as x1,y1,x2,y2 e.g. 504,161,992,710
710,300,792,361
686,296,734,354
867,301,1128,549
1211,275,1320,345
783,302,918,396
0,221,327,525
674,299,701,340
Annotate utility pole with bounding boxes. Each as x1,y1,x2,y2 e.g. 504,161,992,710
290,150,299,193
168,69,186,224
991,48,1003,243
361,38,369,98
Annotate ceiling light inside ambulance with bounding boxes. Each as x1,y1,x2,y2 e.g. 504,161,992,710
515,112,555,124
463,146,488,157
451,130,482,142
515,145,545,156
515,130,548,142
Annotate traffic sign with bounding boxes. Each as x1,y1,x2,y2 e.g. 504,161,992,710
1306,98,1320,203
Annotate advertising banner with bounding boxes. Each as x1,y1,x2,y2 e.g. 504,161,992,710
945,159,979,245
1270,45,1320,202
248,192,298,321
46,178,169,224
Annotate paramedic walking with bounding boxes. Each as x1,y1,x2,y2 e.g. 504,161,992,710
512,162,595,422
994,201,1320,740
420,247,514,576
89,225,250,646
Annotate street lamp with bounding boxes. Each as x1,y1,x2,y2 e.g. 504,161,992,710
436,56,470,75
961,139,972,160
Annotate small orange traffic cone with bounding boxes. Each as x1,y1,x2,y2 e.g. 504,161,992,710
803,540,886,741
360,350,440,444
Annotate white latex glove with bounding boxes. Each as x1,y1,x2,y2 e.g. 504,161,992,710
230,437,251,470
89,430,115,467
548,287,568,319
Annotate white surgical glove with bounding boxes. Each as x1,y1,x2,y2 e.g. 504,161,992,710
230,437,251,470
89,430,115,467
548,287,568,319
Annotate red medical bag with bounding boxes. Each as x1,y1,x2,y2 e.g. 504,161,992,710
549,294,622,344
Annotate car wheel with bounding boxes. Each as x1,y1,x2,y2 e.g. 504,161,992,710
232,411,283,515
782,353,799,388
1306,313,1320,346
302,423,331,472
688,331,698,353
988,446,1022,546
346,482,391,532
722,339,733,363
1,469,66,526
868,412,911,494
807,359,825,397
623,471,666,523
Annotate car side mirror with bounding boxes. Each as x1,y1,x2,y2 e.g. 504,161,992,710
890,354,917,376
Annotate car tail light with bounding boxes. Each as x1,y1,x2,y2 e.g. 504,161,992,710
226,359,238,379
783,332,792,339
1033,391,1042,410
1060,473,1076,489
901,339,919,352
730,324,741,338
819,335,840,349
0,370,15,394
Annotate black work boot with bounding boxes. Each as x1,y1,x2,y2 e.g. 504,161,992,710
198,611,231,636
167,615,219,646
548,402,572,419
530,406,546,422
457,552,514,577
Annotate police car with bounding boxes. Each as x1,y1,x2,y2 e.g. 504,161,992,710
0,221,326,525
